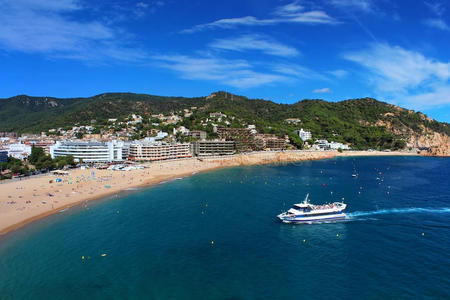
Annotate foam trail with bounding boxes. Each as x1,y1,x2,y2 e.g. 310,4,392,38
348,207,450,218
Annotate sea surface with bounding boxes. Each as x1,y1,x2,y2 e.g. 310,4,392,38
0,156,449,299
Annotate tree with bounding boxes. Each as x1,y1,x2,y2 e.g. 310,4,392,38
288,132,303,149
392,140,406,150
53,155,76,169
28,146,46,165
29,146,54,170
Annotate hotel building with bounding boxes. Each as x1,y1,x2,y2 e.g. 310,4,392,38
129,142,191,161
217,127,256,151
254,134,286,150
50,140,125,162
7,143,32,160
191,140,235,156
296,128,312,141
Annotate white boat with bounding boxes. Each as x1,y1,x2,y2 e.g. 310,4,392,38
277,194,347,224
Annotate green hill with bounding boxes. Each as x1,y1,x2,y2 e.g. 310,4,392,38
1,91,449,150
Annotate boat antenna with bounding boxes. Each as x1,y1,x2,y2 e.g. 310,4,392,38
304,193,310,203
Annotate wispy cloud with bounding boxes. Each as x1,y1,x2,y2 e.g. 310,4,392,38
209,34,300,57
424,1,446,15
330,0,374,12
0,0,147,62
423,2,449,31
181,1,338,33
327,69,348,78
344,43,450,109
274,1,304,15
313,87,332,93
133,1,165,17
271,63,327,81
405,85,450,108
424,18,450,30
153,54,288,88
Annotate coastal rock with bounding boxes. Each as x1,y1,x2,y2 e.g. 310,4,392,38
407,131,450,157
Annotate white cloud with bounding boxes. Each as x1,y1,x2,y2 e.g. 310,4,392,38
11,0,81,11
344,43,450,92
153,54,288,88
274,1,304,15
424,1,445,16
0,0,146,62
343,43,450,109
181,1,338,33
133,1,165,17
136,2,149,9
330,0,374,12
209,34,300,57
423,2,449,31
327,69,348,78
424,18,450,30
313,87,331,93
404,85,450,108
271,63,327,81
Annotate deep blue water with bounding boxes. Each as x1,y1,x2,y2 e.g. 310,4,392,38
0,156,449,299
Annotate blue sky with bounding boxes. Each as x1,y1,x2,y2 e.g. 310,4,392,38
0,0,449,122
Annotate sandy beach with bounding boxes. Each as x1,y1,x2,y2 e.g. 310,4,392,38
0,150,417,235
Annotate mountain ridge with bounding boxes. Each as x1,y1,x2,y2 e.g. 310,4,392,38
1,91,449,155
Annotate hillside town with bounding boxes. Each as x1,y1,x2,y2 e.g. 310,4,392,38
0,110,352,178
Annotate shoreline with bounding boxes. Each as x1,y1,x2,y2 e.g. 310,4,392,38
0,150,418,236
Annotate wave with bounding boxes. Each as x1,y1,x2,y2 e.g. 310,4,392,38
347,207,450,218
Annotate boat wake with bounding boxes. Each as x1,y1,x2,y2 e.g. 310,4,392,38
347,207,450,218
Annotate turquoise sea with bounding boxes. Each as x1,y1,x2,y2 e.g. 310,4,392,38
0,156,449,299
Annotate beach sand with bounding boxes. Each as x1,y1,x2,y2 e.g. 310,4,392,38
0,150,416,235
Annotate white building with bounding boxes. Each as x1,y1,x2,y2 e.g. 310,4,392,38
296,128,312,141
50,140,125,162
7,143,32,160
129,141,191,161
313,139,350,150
328,141,350,150
173,126,190,136
142,131,168,144
247,125,257,135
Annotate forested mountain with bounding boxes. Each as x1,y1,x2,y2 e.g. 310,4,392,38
1,91,449,151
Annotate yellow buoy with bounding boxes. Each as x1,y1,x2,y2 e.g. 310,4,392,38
211,241,214,245
422,232,425,236
336,234,339,237
81,256,85,260
303,239,306,243
101,253,107,257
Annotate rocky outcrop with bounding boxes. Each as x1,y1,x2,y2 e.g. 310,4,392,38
425,145,450,157
409,132,450,157
376,118,450,157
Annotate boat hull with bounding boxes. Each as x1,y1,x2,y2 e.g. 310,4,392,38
278,213,346,224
